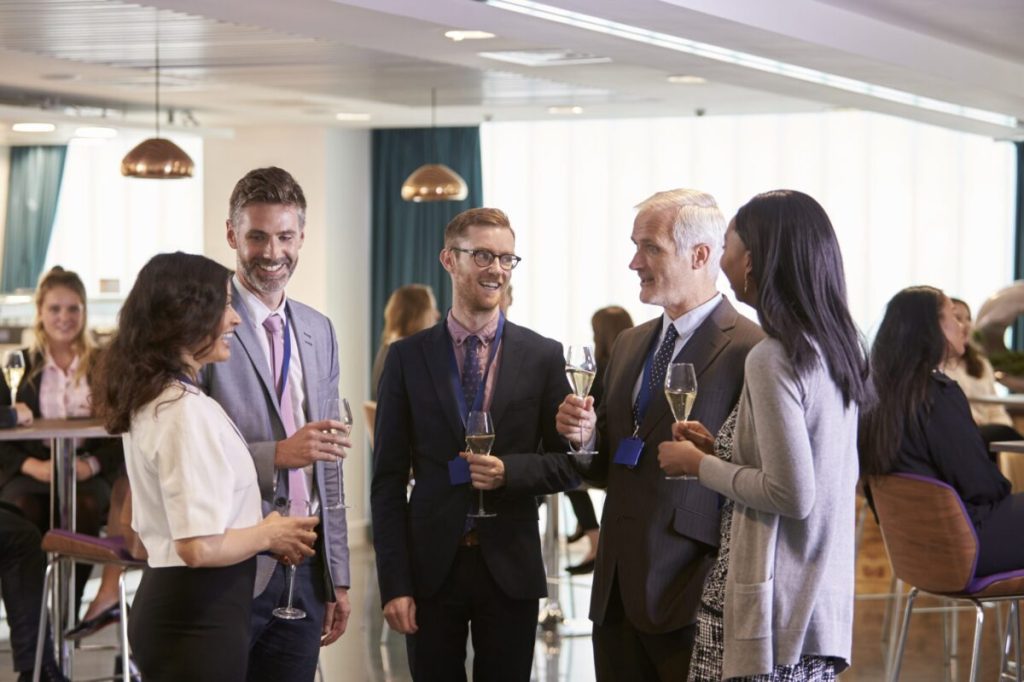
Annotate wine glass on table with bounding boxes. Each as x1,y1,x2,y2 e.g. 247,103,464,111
564,345,597,455
3,349,25,406
664,362,698,481
322,397,353,511
465,410,496,519
273,498,313,620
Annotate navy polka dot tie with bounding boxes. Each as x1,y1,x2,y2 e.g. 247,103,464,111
461,335,483,410
633,324,679,426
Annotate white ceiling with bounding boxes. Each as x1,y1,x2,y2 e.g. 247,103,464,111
0,0,1021,142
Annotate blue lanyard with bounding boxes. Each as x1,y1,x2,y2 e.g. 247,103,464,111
446,312,506,424
276,314,292,401
634,338,658,428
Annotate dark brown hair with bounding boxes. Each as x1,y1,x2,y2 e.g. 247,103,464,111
382,284,438,343
94,252,231,434
591,306,634,367
228,166,306,227
950,298,984,378
29,266,95,383
444,207,515,246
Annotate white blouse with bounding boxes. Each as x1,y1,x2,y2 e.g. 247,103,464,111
123,383,262,568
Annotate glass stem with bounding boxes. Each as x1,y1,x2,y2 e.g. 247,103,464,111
478,489,486,515
285,565,297,607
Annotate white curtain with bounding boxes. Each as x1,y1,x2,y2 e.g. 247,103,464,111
481,111,1015,345
44,133,204,298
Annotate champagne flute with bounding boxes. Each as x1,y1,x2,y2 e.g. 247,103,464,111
273,498,312,620
664,362,699,481
465,410,497,519
322,397,352,511
564,345,597,455
3,349,25,407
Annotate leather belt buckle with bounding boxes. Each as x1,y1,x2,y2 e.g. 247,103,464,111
459,529,480,547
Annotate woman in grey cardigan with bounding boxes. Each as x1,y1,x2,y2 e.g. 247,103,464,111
658,190,870,681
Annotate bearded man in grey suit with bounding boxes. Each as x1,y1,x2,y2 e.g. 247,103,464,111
557,189,764,682
201,167,351,682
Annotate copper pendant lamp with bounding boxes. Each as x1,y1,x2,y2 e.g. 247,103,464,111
121,15,194,179
400,89,468,202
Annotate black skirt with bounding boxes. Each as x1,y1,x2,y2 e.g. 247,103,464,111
129,557,257,682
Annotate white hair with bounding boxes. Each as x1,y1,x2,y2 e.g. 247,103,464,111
635,189,726,278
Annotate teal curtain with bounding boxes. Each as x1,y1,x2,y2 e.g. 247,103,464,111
1,145,68,292
370,126,482,363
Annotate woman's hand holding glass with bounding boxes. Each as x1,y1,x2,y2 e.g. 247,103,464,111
270,502,319,621
657,420,713,478
261,510,318,566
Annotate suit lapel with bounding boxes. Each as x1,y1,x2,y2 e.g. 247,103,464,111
287,302,319,420
489,322,522,428
422,324,465,441
638,299,735,440
610,319,660,438
230,284,285,427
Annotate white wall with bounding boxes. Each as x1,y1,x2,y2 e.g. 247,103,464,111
203,126,373,545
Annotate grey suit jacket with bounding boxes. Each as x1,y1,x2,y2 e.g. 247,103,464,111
201,284,350,598
582,298,763,634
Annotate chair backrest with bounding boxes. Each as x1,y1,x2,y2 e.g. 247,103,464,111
869,473,978,594
363,400,377,449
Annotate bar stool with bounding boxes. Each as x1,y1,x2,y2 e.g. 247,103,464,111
33,530,145,682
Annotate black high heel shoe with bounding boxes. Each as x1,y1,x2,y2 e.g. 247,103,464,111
65,603,121,641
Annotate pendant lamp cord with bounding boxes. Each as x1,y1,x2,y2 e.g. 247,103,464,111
430,87,438,161
154,11,161,138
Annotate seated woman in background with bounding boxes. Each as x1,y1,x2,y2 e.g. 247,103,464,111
371,284,440,398
94,252,318,682
860,286,1024,577
0,266,123,610
942,297,1022,449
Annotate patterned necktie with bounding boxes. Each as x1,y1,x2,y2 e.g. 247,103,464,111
461,335,483,411
263,313,307,512
633,323,679,425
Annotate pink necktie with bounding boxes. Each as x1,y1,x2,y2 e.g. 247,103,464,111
263,313,307,512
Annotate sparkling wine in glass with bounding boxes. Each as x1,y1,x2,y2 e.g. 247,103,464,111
465,410,496,519
273,499,313,620
564,345,597,455
664,362,698,481
3,350,25,407
322,397,352,511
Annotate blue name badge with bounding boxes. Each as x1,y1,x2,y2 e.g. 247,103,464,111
613,437,644,469
448,456,471,485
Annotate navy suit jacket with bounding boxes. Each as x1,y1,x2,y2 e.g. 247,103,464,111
371,319,578,605
581,298,764,633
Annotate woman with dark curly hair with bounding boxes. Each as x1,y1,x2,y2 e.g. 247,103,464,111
860,286,1024,577
94,252,318,682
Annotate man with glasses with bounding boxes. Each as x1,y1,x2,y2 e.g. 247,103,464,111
555,190,763,681
372,207,579,680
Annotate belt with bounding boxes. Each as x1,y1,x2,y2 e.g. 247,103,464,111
459,529,480,547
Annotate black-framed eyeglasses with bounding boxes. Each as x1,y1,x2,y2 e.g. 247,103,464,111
449,247,522,271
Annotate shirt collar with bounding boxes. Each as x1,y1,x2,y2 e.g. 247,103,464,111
43,350,80,375
233,273,288,326
447,308,500,346
662,292,723,340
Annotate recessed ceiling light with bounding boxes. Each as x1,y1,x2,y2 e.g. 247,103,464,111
667,75,706,84
74,126,118,139
12,123,56,133
479,0,1019,129
335,112,372,122
41,73,81,82
445,30,496,41
548,105,583,115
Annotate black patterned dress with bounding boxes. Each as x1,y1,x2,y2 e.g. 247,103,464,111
687,407,837,682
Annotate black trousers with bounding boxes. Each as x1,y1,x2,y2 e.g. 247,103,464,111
976,492,1024,576
129,558,256,682
0,506,51,673
565,489,599,531
593,575,696,682
406,546,538,681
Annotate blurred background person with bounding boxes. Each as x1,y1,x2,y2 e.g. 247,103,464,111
860,286,1024,577
95,251,318,682
942,297,1022,450
565,305,634,575
0,266,124,615
371,284,440,399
